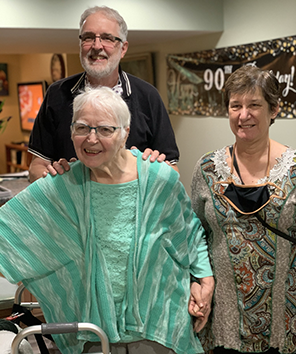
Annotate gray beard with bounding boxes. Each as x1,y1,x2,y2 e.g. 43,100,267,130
80,53,117,83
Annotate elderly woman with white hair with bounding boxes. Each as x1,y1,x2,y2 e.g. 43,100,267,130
0,86,214,354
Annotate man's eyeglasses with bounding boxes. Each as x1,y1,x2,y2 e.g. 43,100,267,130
79,32,122,48
71,122,121,138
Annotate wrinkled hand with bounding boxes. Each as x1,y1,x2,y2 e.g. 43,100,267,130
131,146,166,163
43,158,77,178
189,277,214,332
188,283,204,317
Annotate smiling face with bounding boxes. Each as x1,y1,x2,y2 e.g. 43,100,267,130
72,103,128,171
79,12,128,84
228,87,279,143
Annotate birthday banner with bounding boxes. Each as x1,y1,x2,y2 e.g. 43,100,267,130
167,35,296,118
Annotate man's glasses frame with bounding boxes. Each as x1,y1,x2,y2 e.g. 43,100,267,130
79,32,123,48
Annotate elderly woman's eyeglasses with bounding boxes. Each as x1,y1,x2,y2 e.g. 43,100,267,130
79,32,122,48
71,122,121,138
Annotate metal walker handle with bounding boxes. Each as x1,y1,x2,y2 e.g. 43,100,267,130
11,322,110,354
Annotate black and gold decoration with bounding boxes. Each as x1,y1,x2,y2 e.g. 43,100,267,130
167,36,296,118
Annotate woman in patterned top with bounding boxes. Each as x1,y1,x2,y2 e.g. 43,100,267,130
0,86,214,354
191,65,296,354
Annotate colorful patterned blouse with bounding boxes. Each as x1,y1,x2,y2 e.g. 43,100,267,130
191,146,296,353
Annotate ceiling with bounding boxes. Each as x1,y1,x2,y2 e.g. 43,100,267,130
0,28,204,54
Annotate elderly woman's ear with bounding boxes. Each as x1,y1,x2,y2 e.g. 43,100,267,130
121,127,130,148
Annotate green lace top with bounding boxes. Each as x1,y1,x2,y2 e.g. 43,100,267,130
91,179,141,342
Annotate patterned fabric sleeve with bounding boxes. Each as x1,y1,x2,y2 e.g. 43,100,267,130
191,155,212,237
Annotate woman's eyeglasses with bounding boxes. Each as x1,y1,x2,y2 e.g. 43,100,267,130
71,122,121,138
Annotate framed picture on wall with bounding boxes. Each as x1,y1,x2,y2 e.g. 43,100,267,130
50,54,66,82
17,81,48,132
0,63,9,96
120,52,155,86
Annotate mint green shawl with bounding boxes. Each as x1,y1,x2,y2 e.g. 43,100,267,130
0,151,212,354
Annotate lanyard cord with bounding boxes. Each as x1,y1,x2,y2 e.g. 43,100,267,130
255,212,296,243
229,145,244,184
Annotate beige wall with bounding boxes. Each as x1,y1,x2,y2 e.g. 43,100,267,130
66,54,83,77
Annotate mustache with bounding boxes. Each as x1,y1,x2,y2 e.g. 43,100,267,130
87,49,108,59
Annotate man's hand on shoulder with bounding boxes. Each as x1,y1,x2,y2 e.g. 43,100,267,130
29,156,76,182
131,146,179,173
141,148,166,163
46,158,76,177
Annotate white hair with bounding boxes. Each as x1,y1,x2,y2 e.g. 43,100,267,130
72,86,131,139
79,6,128,42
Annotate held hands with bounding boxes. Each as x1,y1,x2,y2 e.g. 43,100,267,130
188,282,205,332
188,277,215,332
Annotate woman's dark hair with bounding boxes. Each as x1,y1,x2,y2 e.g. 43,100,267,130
224,66,281,125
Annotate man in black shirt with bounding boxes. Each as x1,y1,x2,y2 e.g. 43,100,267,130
28,6,179,181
